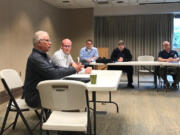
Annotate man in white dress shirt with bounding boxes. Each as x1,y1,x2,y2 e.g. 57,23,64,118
52,38,92,74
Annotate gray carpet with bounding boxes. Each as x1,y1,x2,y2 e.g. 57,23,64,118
1,75,180,135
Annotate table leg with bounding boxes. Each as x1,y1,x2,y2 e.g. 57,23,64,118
154,72,157,89
92,91,97,135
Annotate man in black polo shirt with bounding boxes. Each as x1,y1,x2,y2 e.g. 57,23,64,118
108,40,134,88
24,31,82,108
157,41,180,89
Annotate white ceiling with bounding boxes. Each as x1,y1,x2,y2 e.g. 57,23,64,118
41,0,180,9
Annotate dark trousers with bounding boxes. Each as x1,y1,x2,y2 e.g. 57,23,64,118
156,66,180,85
108,66,133,84
25,93,41,108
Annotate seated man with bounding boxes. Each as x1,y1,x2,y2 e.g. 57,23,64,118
108,40,134,88
52,38,92,74
79,39,98,67
157,41,180,89
24,31,82,108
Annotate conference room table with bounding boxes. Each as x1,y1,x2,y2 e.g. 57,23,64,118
67,70,122,135
90,61,180,89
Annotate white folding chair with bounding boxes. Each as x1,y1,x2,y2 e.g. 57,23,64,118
37,80,91,135
137,56,155,87
0,69,40,135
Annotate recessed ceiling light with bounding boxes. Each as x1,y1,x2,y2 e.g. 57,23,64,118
116,1,123,4
62,0,70,3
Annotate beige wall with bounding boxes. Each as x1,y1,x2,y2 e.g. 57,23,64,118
61,8,94,60
0,0,93,91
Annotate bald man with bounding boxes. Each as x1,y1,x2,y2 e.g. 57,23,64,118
157,41,180,89
52,38,92,74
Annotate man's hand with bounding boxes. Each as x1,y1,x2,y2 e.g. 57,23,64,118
72,62,83,72
87,58,92,63
85,67,92,74
167,57,179,62
118,57,123,62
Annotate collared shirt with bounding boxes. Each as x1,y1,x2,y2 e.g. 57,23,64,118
52,49,86,74
158,50,179,59
111,48,132,62
52,49,74,68
23,48,76,107
79,47,98,62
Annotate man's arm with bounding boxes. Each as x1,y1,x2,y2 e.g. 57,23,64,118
80,48,87,61
92,48,99,61
123,49,132,61
30,56,76,80
158,57,168,62
111,49,118,62
158,57,179,62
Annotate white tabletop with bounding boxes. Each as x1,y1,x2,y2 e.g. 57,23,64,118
67,70,122,92
90,61,180,67
107,61,161,66
89,62,105,66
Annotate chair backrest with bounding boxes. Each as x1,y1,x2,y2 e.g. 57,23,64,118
37,80,88,111
97,48,109,58
137,56,154,61
0,69,23,90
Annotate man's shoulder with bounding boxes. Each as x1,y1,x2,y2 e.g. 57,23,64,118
80,47,86,51
53,49,62,57
171,50,178,53
113,48,119,51
81,46,86,49
28,49,45,63
124,47,130,51
158,50,164,54
92,47,98,51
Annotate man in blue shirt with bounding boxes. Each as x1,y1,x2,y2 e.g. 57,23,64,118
24,31,82,108
157,41,180,89
79,40,98,67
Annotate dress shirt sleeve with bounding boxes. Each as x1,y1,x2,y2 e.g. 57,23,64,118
29,55,76,80
111,49,118,62
80,48,87,61
158,51,162,58
123,49,132,61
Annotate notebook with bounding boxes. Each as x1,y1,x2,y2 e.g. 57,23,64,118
63,75,90,83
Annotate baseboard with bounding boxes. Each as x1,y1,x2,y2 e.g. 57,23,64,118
0,88,22,104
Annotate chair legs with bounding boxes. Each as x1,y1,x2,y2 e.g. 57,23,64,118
12,112,19,130
0,101,11,135
0,101,34,135
138,71,140,88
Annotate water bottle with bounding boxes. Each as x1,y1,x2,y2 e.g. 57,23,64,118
174,54,177,59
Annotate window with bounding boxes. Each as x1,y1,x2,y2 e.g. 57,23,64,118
173,17,180,56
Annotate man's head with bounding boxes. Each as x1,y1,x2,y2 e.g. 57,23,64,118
33,31,52,52
86,40,93,49
61,38,72,55
163,41,171,52
118,40,125,51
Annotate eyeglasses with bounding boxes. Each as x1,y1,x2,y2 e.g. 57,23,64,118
63,45,71,48
40,39,51,43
